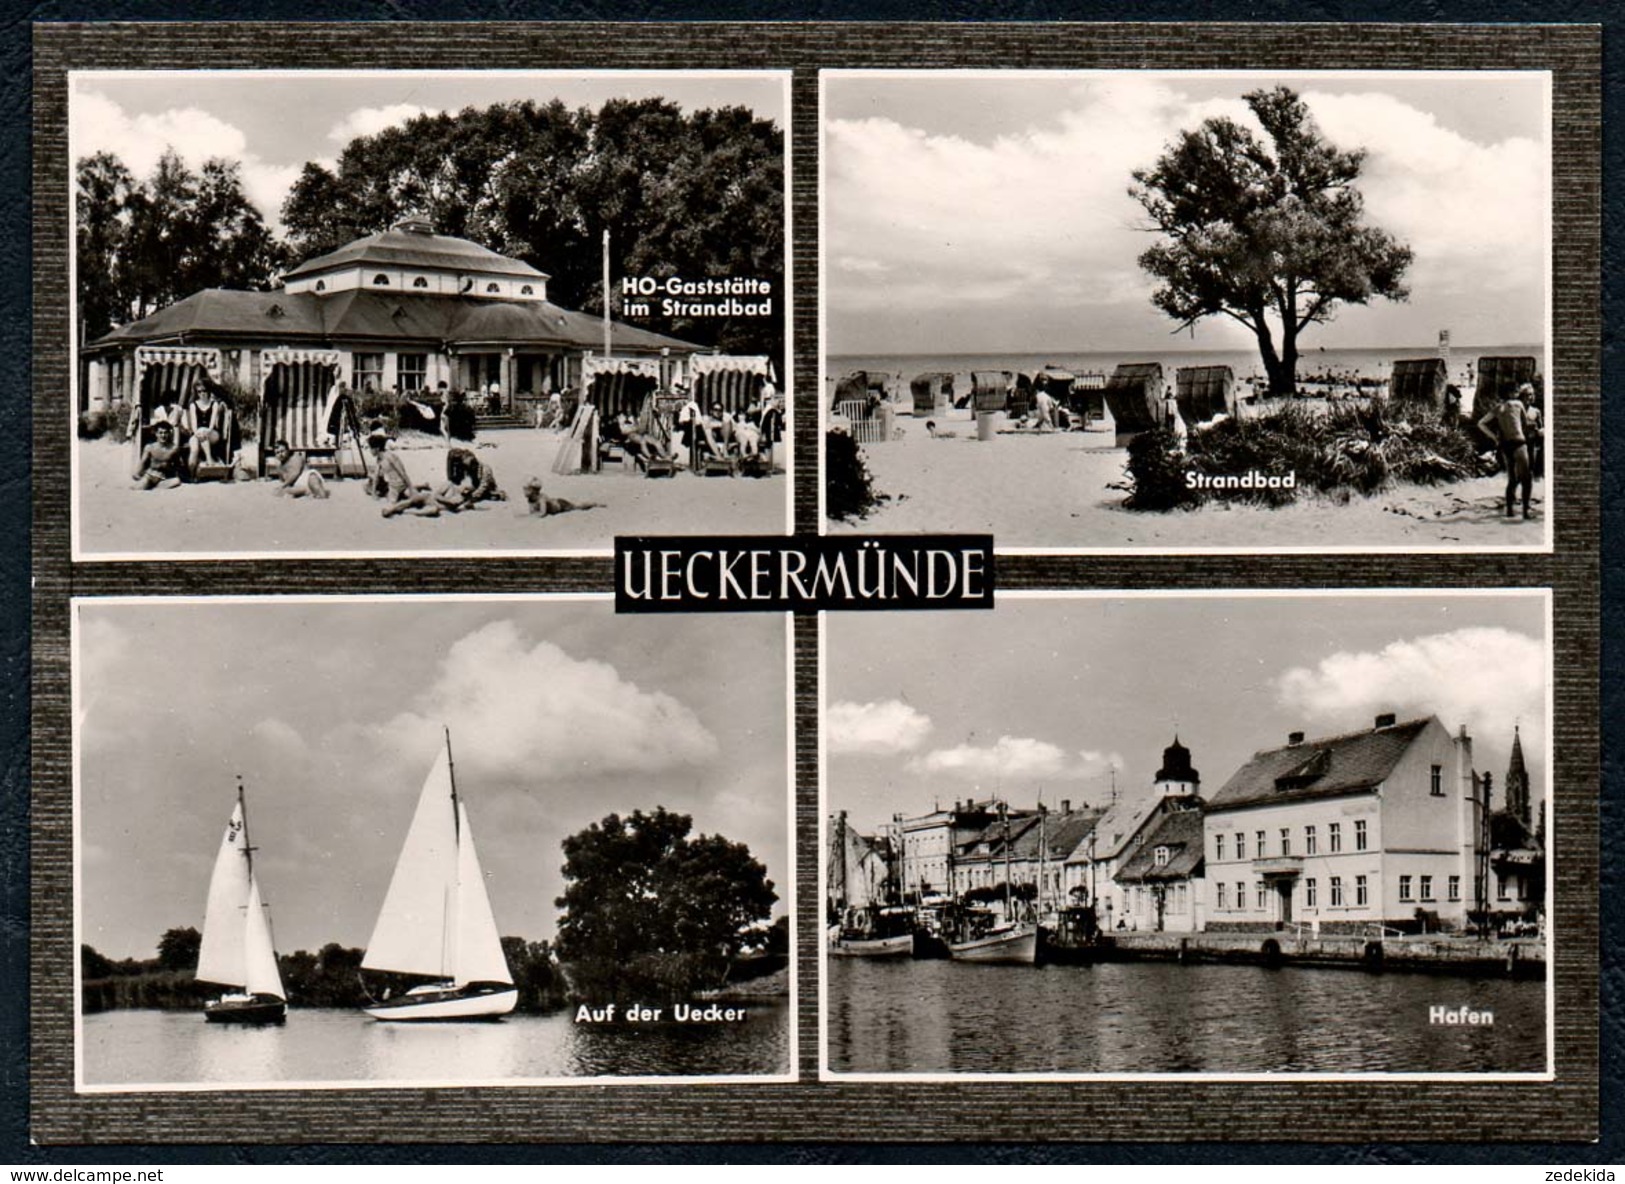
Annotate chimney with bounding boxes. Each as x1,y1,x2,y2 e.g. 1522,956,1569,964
1374,713,1397,729
1061,799,1071,815
1287,731,1305,746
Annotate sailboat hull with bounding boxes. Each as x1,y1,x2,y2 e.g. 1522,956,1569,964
829,932,913,958
949,926,1038,965
364,984,518,1022
204,995,287,1025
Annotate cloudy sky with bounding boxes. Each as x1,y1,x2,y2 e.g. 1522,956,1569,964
77,599,788,961
827,593,1547,839
71,71,787,235
824,71,1549,357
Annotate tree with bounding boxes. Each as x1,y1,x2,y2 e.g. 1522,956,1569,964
156,925,201,972
554,808,777,1002
75,152,136,344
1130,86,1413,396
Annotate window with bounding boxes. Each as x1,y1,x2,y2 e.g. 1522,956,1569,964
1235,832,1245,860
1236,882,1245,910
413,276,429,289
396,353,428,393
315,279,326,292
520,284,535,295
1174,884,1186,914
1256,830,1266,857
1448,875,1461,902
1420,875,1433,901
1215,834,1225,861
1255,881,1266,910
352,353,384,392
1217,883,1227,910
1399,875,1413,901
1355,820,1368,851
1280,828,1291,856
1154,846,1170,867
1430,764,1444,796
1330,876,1344,907
1497,874,1510,901
1305,825,1317,855
486,282,501,294
373,273,391,286
1355,875,1368,906
1329,823,1342,853
1305,878,1317,907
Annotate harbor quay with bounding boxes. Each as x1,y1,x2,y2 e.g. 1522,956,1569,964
1100,930,1544,978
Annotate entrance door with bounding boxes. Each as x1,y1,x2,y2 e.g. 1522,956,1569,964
1276,880,1293,928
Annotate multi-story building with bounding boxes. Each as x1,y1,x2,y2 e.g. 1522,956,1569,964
894,799,1001,901
1114,805,1205,933
1204,713,1484,934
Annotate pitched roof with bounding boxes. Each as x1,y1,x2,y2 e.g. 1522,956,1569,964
1116,808,1205,883
87,289,697,355
1066,794,1165,863
1207,718,1434,813
283,224,548,282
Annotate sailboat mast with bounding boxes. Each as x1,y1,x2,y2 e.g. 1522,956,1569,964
237,776,256,880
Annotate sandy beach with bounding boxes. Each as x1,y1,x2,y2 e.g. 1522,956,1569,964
827,406,1545,550
77,429,788,556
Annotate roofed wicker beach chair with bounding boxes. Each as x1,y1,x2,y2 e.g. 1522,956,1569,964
257,349,365,480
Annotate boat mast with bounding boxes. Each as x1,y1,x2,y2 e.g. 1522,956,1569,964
1001,801,1011,920
236,775,256,881
444,726,460,980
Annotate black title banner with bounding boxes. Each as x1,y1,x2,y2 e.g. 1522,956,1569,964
615,535,995,613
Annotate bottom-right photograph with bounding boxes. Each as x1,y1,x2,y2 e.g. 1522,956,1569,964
821,590,1550,1078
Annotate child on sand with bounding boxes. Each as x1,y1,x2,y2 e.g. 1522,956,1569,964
522,477,601,517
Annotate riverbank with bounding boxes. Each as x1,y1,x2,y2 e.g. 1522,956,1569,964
1101,931,1544,978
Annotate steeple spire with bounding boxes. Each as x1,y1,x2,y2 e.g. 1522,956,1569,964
1504,725,1531,827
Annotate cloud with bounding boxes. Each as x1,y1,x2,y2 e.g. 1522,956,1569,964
250,717,307,759
73,87,306,230
361,620,718,785
827,699,931,755
906,735,1121,783
825,76,1546,351
1275,626,1545,762
328,104,444,144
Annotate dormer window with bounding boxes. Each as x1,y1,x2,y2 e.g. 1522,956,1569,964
1154,846,1170,867
314,280,326,292
373,274,391,286
265,303,284,319
413,277,428,289
520,284,534,295
485,282,501,294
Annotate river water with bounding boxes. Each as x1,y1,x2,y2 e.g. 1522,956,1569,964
81,1002,790,1088
826,960,1545,1075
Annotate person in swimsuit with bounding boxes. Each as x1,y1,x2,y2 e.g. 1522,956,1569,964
437,447,504,510
522,477,601,517
272,441,329,499
367,431,440,517
1477,384,1535,520
133,422,184,489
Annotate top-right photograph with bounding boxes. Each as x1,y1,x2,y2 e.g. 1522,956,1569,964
821,70,1552,552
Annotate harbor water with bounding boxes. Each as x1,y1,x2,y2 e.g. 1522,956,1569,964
81,1001,790,1087
826,959,1544,1074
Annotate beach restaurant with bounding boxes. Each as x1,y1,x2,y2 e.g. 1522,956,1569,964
79,217,701,419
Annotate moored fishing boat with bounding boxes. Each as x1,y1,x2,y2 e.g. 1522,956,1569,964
948,916,1038,965
361,729,517,1022
196,782,287,1025
829,905,915,958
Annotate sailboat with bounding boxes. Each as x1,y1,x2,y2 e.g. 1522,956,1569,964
196,782,287,1024
361,729,517,1022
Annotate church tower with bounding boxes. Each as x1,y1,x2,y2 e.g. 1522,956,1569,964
1504,725,1531,827
1153,735,1200,799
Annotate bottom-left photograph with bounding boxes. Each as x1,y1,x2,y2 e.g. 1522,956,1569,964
73,596,793,1090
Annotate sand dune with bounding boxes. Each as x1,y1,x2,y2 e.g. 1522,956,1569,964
77,429,789,557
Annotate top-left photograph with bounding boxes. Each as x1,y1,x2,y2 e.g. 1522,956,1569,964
70,70,790,559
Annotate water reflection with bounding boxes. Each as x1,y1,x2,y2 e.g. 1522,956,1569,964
827,960,1544,1074
82,1001,789,1087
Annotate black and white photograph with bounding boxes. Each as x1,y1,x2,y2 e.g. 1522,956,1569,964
822,591,1550,1077
822,71,1552,552
74,597,792,1088
71,70,789,559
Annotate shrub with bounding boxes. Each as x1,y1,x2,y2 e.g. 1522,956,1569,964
1116,427,1200,511
77,409,112,440
357,389,400,434
214,374,261,441
825,428,887,520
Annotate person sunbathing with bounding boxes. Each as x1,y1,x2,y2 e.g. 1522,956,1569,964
271,441,329,499
366,431,440,517
522,477,601,517
436,447,504,511
133,422,184,489
612,412,669,466
732,411,763,459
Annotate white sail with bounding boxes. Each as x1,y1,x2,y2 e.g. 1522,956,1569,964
363,744,459,977
242,874,285,1000
453,803,512,987
195,801,251,988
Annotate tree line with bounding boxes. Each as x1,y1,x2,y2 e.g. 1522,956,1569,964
77,97,784,359
83,806,785,1013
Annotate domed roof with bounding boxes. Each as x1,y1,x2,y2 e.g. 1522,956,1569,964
283,219,548,282
1155,735,1199,785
